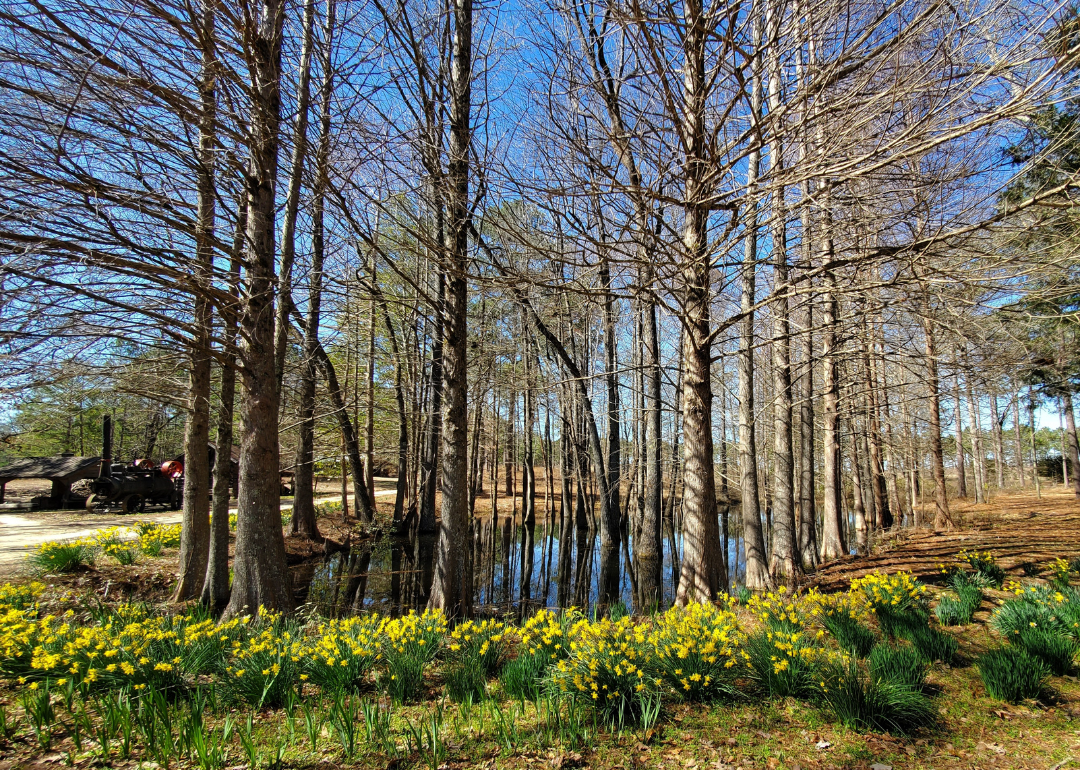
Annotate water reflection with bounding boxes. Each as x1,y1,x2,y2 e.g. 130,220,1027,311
295,511,748,617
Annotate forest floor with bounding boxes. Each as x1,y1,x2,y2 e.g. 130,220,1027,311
810,484,1080,592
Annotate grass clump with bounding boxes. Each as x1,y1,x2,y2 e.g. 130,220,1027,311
868,642,927,691
28,540,96,573
977,646,1049,703
445,662,487,703
822,658,935,735
935,594,974,626
648,600,744,701
1011,627,1077,676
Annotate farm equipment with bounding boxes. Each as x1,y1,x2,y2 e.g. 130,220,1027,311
85,416,182,514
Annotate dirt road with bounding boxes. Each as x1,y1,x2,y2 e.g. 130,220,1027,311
0,483,400,574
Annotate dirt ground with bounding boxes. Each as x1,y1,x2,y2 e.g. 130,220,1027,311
810,483,1080,591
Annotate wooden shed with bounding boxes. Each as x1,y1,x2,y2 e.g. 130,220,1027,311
0,455,101,508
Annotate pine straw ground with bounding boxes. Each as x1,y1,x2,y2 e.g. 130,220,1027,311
0,487,1079,770
809,484,1080,593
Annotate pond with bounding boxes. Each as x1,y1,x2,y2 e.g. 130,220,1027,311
292,512,749,617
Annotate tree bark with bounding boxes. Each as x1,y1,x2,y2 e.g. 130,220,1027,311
765,0,797,584
739,4,770,590
175,0,216,602
1063,389,1080,497
290,0,335,541
224,0,293,618
1012,385,1027,486
923,320,952,531
428,0,473,618
820,276,846,559
676,0,726,604
273,0,317,387
964,359,985,504
202,197,246,611
418,269,445,533
952,351,968,499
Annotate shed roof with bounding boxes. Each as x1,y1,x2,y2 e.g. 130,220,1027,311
0,456,101,484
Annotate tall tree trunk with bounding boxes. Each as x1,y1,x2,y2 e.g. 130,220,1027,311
676,0,726,604
765,0,797,583
290,0,335,541
1063,390,1080,498
224,0,292,618
203,197,246,611
923,320,952,532
1028,393,1042,496
599,249,621,606
378,301,409,528
175,0,217,601
739,5,770,590
798,295,817,568
863,318,890,529
852,411,868,554
964,361,985,504
952,352,968,499
989,389,1006,490
428,0,473,617
419,269,445,533
1012,386,1026,486
820,276,845,559
273,0,316,387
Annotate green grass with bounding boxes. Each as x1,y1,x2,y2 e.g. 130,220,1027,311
822,658,935,735
821,612,877,657
977,646,1049,703
869,642,927,691
28,541,96,573
745,630,823,699
1011,627,1077,676
934,595,972,626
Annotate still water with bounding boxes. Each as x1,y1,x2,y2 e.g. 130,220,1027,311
293,515,748,617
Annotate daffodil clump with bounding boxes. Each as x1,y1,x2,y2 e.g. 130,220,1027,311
747,586,822,632
500,608,574,701
223,612,303,708
814,590,877,657
991,583,1080,643
744,626,834,699
303,615,385,693
551,615,657,726
0,603,241,694
0,581,43,611
380,609,447,703
447,618,509,676
956,549,1005,587
29,539,97,573
1050,558,1073,589
518,608,571,662
94,527,140,565
850,571,928,617
648,600,745,701
134,522,182,557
